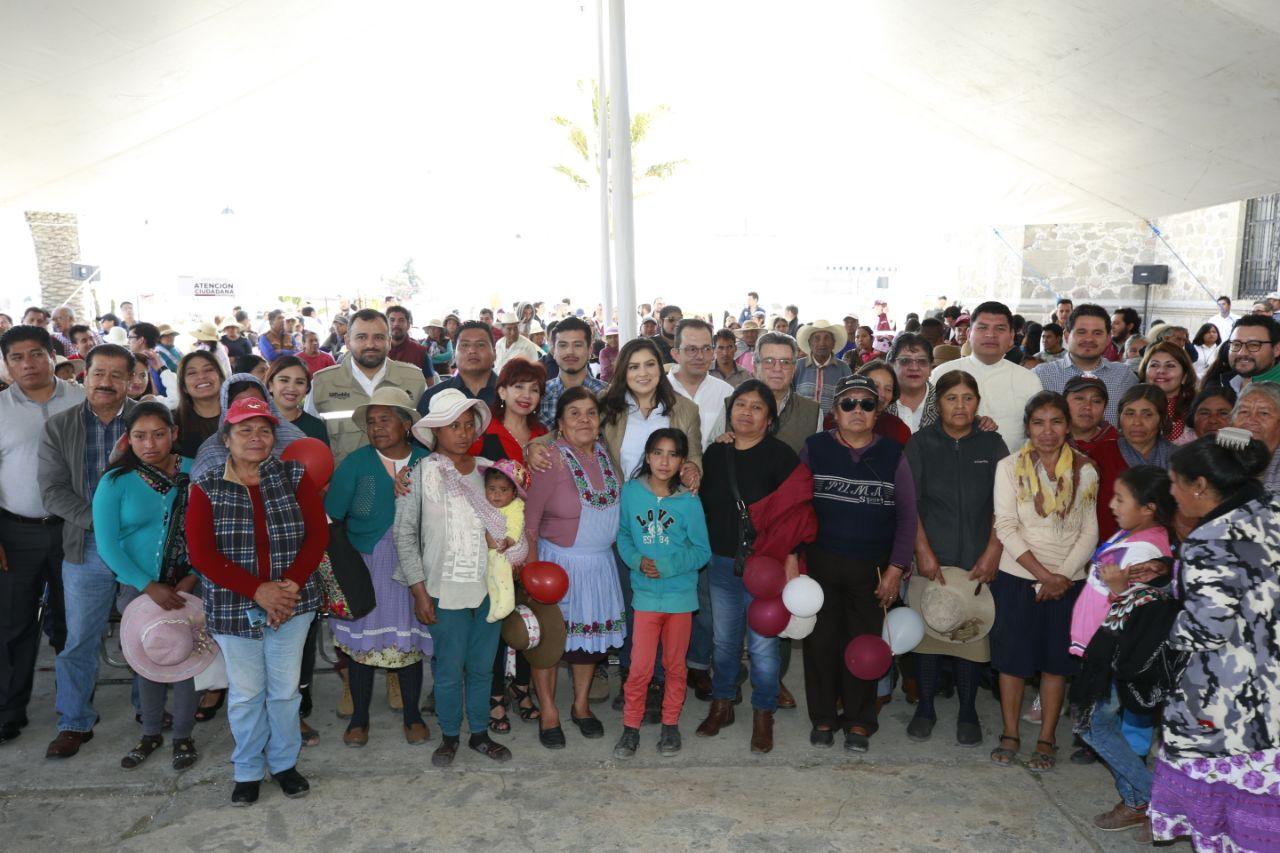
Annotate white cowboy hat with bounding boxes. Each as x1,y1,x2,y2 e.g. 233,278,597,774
906,566,995,663
410,388,491,449
527,320,546,336
494,310,520,327
352,386,420,431
796,319,848,354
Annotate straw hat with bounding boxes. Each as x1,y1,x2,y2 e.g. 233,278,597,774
796,319,849,354
120,592,220,683
410,388,491,449
423,318,445,331
735,318,763,337
352,386,419,431
190,322,220,342
504,598,567,669
906,566,995,663
156,324,177,339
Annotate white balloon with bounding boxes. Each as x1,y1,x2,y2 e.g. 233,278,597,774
780,613,817,640
882,607,926,655
782,576,824,618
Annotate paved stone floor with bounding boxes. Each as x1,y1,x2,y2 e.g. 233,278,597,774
1,642,1189,852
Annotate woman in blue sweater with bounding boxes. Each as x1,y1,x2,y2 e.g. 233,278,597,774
613,429,711,759
92,402,198,770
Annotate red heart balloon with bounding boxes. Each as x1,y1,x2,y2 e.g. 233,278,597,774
281,437,334,489
522,561,569,605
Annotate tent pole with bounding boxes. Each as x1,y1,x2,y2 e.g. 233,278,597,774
608,0,636,344
597,0,614,332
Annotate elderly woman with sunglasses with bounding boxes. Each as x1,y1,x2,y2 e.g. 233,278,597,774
800,374,917,753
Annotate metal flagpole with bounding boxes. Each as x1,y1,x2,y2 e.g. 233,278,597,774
608,0,636,344
597,0,614,332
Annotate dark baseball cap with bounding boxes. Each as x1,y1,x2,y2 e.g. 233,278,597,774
1063,373,1108,401
832,374,880,401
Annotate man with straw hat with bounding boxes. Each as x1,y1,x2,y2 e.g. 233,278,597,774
794,319,853,414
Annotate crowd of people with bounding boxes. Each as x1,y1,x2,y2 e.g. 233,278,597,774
0,288,1277,850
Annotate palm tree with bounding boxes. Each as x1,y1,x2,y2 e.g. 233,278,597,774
551,79,684,195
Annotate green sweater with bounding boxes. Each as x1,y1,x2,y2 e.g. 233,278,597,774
325,444,429,553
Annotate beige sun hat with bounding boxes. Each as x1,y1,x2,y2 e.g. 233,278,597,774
189,322,220,342
906,566,995,663
494,310,519,327
351,386,420,431
796,319,849,354
734,318,763,337
410,388,492,449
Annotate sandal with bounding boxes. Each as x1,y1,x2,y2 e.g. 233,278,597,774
1028,739,1058,773
990,734,1020,767
469,734,512,762
488,695,512,735
300,718,320,747
172,737,198,771
194,690,226,723
121,734,163,770
509,683,541,722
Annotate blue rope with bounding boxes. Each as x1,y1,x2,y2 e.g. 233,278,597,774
1145,222,1222,307
990,227,1060,299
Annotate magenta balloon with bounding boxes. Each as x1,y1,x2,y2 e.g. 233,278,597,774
844,634,893,680
746,597,791,637
743,556,786,599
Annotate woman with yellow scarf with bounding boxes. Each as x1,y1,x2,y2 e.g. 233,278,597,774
990,391,1099,773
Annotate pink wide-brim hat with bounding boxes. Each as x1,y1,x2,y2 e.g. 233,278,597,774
120,591,220,683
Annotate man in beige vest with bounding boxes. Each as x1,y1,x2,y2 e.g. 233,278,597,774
306,309,426,464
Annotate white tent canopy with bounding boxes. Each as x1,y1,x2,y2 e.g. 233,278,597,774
3,0,1280,310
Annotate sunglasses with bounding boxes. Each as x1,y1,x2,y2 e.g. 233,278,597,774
837,397,877,413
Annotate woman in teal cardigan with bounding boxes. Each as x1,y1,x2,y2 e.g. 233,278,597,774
323,395,433,747
91,402,199,771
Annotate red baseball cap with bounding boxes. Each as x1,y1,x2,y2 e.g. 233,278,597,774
224,396,279,426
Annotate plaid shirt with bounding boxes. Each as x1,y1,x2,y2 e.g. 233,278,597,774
792,357,853,414
195,457,319,638
82,404,126,499
538,373,606,430
1032,356,1138,426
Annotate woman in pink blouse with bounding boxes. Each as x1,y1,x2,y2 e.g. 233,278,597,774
523,386,624,749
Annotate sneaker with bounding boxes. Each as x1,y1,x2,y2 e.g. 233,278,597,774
613,726,639,759
231,781,260,806
1093,802,1148,832
271,767,310,799
588,665,610,704
657,724,682,756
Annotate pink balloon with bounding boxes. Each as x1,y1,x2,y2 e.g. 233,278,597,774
844,634,893,681
743,555,786,599
747,597,791,638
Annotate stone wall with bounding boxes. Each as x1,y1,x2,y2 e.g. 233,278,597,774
25,211,89,319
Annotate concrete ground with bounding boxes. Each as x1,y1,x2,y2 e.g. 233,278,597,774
1,640,1188,852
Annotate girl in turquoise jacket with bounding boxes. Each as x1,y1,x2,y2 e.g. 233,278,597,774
614,428,711,758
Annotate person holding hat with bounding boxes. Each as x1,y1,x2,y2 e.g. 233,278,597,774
904,370,1008,745
186,395,329,805
799,373,916,753
325,387,433,748
393,388,515,766
794,320,853,415
92,402,201,770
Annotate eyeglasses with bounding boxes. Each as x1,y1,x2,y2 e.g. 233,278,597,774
1228,340,1269,353
837,397,877,413
679,345,713,356
759,357,795,368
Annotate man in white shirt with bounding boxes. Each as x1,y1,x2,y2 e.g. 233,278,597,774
494,310,541,369
669,319,732,449
1208,295,1237,343
930,301,1042,452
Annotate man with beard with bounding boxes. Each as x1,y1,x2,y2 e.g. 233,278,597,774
0,326,84,746
1108,307,1141,362
1213,315,1280,390
386,305,436,384
40,343,136,758
537,317,604,429
307,309,426,464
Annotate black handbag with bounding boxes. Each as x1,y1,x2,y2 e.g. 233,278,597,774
321,520,377,620
726,449,757,576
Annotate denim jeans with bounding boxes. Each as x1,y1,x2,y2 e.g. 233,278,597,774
432,597,501,737
216,611,315,782
54,535,117,733
1080,689,1152,808
686,566,714,671
708,554,779,711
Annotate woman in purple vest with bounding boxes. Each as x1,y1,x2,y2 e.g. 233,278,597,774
800,374,918,754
